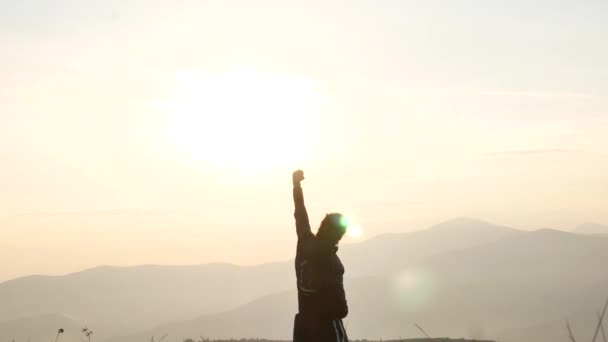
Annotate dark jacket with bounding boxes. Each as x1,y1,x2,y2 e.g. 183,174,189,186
293,184,348,320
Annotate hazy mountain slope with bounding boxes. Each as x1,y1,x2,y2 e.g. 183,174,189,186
496,305,608,342
408,230,608,339
111,290,299,341
110,230,608,342
0,218,520,336
0,314,85,342
574,222,608,235
349,230,608,341
339,217,522,276
0,262,293,335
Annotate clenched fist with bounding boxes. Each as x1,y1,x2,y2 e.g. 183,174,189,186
292,170,305,185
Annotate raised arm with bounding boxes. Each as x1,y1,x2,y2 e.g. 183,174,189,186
293,170,313,239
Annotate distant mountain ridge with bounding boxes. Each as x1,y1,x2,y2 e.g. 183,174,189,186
573,222,608,235
0,261,293,335
339,217,522,276
0,217,520,336
109,226,608,342
2,218,607,342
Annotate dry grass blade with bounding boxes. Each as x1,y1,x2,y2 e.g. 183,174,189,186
151,335,168,342
592,298,608,342
598,311,608,342
414,323,433,342
566,320,577,342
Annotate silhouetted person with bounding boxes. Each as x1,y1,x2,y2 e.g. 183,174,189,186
292,170,349,342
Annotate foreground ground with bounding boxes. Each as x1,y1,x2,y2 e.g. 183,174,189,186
183,339,494,342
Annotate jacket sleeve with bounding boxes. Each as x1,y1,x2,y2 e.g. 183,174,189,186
293,183,314,239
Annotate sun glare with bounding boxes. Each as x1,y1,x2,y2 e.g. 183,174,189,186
341,214,364,239
346,224,364,239
156,68,324,176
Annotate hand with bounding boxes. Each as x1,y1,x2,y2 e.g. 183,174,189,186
292,170,305,185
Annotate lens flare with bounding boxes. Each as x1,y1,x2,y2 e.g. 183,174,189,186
339,215,364,239
390,268,435,311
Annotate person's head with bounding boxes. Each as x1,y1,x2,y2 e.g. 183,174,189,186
316,213,347,246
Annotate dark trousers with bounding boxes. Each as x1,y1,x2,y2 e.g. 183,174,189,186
293,313,348,342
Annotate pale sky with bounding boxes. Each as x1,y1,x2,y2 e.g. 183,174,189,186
1,0,607,281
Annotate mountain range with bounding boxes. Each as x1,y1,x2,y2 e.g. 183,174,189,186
573,222,608,235
2,218,607,342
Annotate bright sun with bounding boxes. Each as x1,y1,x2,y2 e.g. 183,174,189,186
156,68,324,175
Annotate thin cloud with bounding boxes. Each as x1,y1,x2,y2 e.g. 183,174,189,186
484,149,579,157
473,89,599,99
354,200,425,208
15,209,204,218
